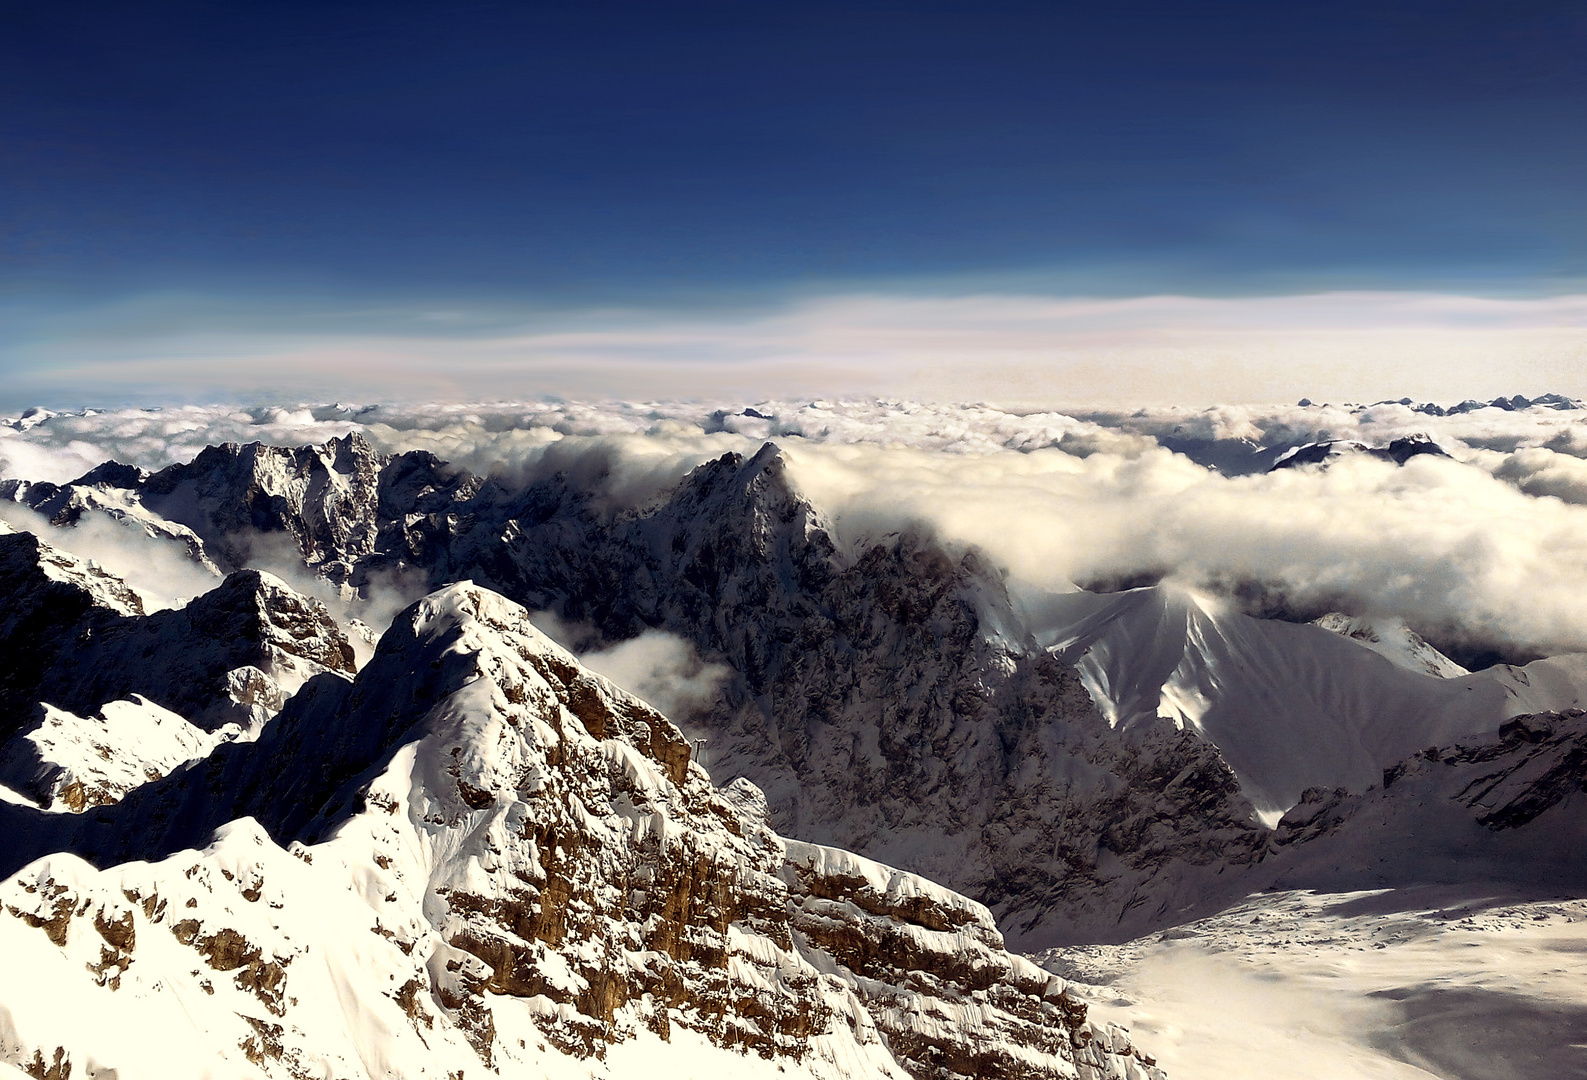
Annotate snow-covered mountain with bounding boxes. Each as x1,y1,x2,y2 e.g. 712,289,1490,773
0,523,355,741
10,431,1587,947
3,436,1276,946
1270,708,1587,890
0,522,360,820
1267,432,1450,471
0,696,240,813
0,581,1164,1080
5,422,1587,1076
1036,584,1587,820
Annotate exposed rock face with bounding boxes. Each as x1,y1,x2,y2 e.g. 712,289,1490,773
0,583,1166,1080
1444,711,1587,829
0,517,144,620
445,446,1266,945
139,434,388,577
0,524,146,735
1,437,1269,945
0,527,355,750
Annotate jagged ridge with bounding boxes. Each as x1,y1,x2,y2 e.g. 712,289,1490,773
3,436,1272,947
0,582,1166,1080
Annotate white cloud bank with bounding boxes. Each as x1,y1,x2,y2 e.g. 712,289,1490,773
7,397,1587,660
0,502,222,612
528,612,731,725
791,441,1587,659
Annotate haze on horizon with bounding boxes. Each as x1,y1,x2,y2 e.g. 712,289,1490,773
1,1,1584,407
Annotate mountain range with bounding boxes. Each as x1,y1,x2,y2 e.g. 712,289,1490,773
2,428,1585,1078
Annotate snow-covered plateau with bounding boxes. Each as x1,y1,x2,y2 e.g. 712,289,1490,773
1,398,1585,1079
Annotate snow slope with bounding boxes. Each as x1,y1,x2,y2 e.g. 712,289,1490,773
1021,706,1587,1078
1268,709,1587,892
0,696,240,811
1038,584,1587,819
1037,887,1587,1080
1310,613,1468,679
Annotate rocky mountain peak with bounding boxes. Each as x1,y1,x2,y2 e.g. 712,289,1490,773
667,442,824,547
0,581,1166,1079
1269,434,1451,472
66,459,149,491
692,439,791,496
0,523,145,624
0,535,355,746
189,568,357,678
142,434,388,577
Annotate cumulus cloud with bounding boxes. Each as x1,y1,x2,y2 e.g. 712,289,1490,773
578,632,732,725
1078,399,1587,460
0,405,363,483
0,399,1178,482
7,397,1586,483
1480,447,1587,506
528,612,730,724
790,441,1587,660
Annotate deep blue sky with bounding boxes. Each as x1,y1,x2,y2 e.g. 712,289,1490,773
2,0,1584,307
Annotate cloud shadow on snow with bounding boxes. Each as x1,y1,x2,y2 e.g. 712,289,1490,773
1368,987,1587,1080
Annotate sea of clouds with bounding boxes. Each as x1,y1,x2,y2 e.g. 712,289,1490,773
6,397,1587,662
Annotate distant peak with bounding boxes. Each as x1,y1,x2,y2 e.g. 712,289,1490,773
741,440,791,482
213,567,290,594
682,442,797,505
403,580,561,658
66,460,148,491
325,429,377,454
1270,435,1450,472
746,440,783,467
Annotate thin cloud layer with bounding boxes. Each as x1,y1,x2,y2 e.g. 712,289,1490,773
7,291,1586,409
7,397,1587,478
577,632,733,727
1084,399,1587,456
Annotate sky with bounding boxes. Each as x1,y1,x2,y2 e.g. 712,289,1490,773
2,0,1585,406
